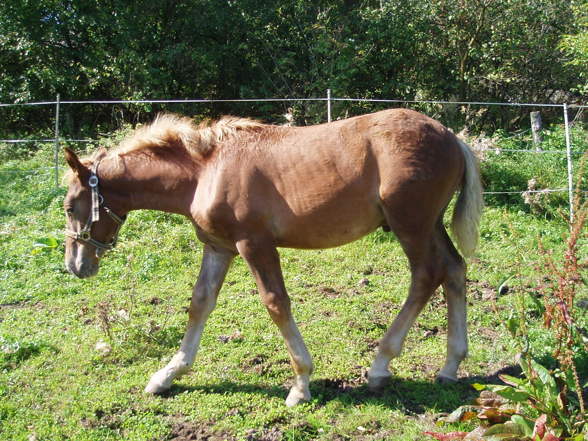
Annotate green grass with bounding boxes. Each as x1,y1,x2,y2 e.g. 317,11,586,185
0,130,586,440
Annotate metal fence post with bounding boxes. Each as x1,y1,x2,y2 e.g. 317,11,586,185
327,89,332,123
563,103,574,223
53,94,61,188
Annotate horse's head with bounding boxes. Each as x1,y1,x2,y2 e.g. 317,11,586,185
63,148,126,278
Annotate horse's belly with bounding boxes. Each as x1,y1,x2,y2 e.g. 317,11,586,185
274,205,384,249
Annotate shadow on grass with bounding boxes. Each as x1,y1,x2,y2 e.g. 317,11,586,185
0,339,56,371
158,366,524,414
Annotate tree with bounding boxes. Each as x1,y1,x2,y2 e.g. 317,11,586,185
0,0,584,135
560,2,588,95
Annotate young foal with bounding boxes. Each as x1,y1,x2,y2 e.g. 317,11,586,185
63,109,483,406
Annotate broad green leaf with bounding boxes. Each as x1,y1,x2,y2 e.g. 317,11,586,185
486,385,530,403
483,421,525,437
437,406,479,424
32,237,59,253
530,360,557,393
36,237,58,247
498,374,523,387
497,274,514,296
510,415,534,437
505,317,520,337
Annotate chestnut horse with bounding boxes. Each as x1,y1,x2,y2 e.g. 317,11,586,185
63,109,483,406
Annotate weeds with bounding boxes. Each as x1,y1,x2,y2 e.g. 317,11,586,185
430,155,588,440
92,255,180,358
95,299,114,343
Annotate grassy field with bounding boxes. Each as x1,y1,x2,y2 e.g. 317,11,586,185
0,128,586,441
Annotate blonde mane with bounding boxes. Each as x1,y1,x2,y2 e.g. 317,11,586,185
64,114,268,184
114,113,268,159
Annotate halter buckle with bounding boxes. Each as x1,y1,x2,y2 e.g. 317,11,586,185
88,175,99,187
80,231,91,241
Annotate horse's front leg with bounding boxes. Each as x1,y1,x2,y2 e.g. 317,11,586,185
145,244,234,394
237,239,313,407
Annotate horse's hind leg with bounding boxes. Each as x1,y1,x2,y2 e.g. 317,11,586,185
368,222,466,389
437,226,467,382
237,238,313,407
145,245,234,394
367,233,442,390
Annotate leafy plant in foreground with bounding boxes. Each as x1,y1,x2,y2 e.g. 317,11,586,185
428,155,588,441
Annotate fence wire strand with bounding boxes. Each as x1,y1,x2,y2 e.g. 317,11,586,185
1,96,586,214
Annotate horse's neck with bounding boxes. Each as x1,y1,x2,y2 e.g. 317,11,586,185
102,154,197,216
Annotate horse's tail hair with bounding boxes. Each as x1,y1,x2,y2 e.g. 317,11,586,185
451,140,483,259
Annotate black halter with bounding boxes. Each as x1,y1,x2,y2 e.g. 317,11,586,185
65,160,126,254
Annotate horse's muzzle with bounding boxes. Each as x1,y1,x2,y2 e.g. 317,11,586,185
66,260,99,279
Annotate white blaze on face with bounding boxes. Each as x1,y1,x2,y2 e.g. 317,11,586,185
65,239,99,279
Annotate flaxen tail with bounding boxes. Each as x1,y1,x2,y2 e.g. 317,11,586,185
451,140,484,258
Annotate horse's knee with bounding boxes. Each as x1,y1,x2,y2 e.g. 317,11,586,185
411,262,444,296
189,286,216,319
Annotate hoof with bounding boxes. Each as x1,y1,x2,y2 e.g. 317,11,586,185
144,379,171,395
144,383,168,395
144,370,174,394
436,374,458,384
285,387,311,407
367,374,391,392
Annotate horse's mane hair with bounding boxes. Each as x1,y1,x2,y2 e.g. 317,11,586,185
113,113,268,158
64,113,269,184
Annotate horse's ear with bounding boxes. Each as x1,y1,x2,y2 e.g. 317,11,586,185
64,148,89,180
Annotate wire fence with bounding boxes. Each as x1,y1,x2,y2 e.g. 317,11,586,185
1,92,586,221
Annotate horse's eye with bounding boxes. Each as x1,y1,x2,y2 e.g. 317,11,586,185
66,207,74,216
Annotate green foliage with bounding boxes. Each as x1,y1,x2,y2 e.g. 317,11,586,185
31,236,59,255
0,0,584,137
560,3,588,94
470,355,586,439
431,152,587,441
438,166,588,440
471,124,587,218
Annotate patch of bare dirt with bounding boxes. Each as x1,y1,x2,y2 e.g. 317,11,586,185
80,409,123,431
169,420,236,441
0,300,41,311
314,366,368,394
244,427,283,441
474,283,496,301
218,330,244,344
477,326,501,342
243,354,271,375
318,286,341,297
